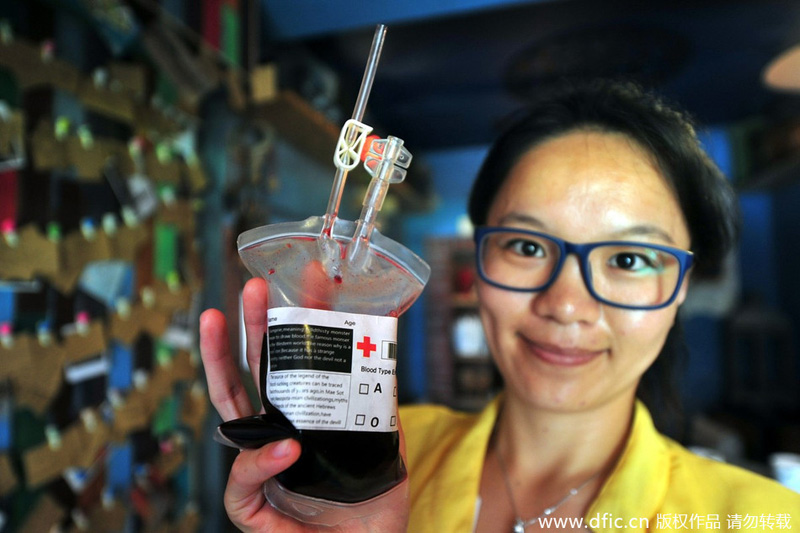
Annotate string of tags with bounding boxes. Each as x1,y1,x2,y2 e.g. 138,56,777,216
0,350,207,487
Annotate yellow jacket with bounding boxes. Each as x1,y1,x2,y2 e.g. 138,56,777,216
400,396,800,532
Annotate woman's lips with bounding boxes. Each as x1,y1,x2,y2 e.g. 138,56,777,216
522,337,605,367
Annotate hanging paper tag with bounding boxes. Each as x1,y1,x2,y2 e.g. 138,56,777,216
44,424,62,450
40,40,54,63
46,221,61,242
0,20,13,44
55,117,70,141
77,124,94,149
0,322,12,349
36,320,52,346
80,218,97,240
92,68,109,89
0,220,16,248
121,206,139,227
101,213,118,235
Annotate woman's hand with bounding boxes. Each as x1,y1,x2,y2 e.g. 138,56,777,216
199,277,409,532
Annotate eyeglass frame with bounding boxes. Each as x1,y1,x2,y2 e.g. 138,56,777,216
473,226,695,310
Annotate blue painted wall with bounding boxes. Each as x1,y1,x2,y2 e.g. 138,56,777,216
774,182,800,365
263,0,545,39
679,128,735,414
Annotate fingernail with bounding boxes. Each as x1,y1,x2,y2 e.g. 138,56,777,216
271,439,293,458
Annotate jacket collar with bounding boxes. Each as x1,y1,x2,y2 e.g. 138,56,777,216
425,396,668,532
585,401,670,532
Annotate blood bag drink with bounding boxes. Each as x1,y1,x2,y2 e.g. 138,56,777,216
220,215,429,523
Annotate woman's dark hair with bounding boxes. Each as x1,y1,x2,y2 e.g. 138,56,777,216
469,79,741,434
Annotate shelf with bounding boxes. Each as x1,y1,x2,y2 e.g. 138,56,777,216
252,90,340,168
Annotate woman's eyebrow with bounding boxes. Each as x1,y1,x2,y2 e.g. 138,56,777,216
609,225,676,244
496,213,548,229
496,213,677,245
498,214,676,245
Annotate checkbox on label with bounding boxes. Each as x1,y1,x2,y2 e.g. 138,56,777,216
355,414,366,426
359,383,369,395
390,416,397,427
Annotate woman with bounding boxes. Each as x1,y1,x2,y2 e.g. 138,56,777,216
199,80,800,532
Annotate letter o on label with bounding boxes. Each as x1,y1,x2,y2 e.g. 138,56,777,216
371,417,379,428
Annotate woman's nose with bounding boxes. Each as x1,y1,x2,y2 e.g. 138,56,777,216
531,255,601,324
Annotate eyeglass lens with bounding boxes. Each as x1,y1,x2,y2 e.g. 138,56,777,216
478,230,682,307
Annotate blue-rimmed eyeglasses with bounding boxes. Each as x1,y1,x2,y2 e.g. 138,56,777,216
474,226,694,310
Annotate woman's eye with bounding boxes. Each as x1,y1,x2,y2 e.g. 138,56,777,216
505,238,544,257
610,252,660,271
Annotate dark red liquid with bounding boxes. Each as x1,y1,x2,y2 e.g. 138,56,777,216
259,334,405,503
279,428,405,503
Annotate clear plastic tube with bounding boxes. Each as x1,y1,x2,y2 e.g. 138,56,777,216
320,24,387,240
347,136,411,270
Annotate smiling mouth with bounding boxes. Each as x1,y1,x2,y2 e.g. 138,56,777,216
521,337,606,367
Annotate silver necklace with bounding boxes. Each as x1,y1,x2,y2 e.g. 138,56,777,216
494,445,601,533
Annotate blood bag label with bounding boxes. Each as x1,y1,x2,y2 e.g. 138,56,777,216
269,325,353,373
265,306,398,432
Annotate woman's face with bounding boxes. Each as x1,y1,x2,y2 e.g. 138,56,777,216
478,130,692,413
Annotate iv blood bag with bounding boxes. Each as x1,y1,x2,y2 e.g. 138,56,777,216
220,215,429,523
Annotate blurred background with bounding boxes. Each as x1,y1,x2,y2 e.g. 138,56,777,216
0,0,798,531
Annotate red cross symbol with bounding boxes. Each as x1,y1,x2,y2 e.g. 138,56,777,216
357,336,377,358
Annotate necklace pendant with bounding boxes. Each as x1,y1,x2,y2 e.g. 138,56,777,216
513,519,526,533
